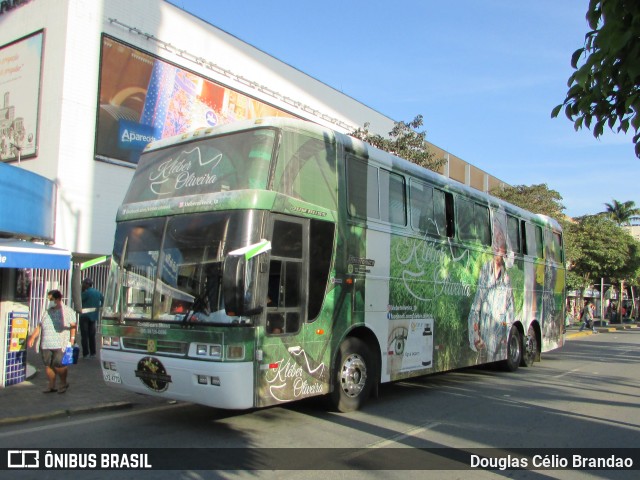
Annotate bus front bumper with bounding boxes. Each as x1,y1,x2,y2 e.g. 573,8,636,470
100,349,255,410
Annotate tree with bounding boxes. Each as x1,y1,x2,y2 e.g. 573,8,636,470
490,183,566,223
551,0,640,158
490,184,592,288
350,115,444,172
567,215,640,288
603,199,640,225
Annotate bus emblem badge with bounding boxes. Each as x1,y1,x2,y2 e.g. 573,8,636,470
135,356,171,392
147,339,157,353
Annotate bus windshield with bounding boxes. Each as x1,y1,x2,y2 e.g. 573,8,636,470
103,210,265,324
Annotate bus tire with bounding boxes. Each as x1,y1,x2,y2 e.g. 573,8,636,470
330,337,374,412
522,324,537,367
503,326,521,372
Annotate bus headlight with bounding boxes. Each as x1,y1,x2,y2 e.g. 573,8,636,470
102,336,120,348
196,344,208,356
191,343,222,359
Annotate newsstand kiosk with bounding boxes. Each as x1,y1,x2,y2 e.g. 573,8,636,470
0,162,71,387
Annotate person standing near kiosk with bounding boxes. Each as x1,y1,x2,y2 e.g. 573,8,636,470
79,278,103,359
27,290,76,393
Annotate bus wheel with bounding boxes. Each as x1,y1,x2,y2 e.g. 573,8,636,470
503,326,522,372
522,325,537,367
331,337,374,412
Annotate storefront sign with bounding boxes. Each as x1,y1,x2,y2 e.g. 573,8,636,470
0,0,31,17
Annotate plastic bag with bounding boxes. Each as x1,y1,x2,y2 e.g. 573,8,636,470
61,344,74,366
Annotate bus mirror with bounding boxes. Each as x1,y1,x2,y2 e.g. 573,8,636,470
71,264,83,313
223,255,245,315
223,240,271,317
222,254,264,317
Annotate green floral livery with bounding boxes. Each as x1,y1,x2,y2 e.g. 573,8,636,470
101,118,565,411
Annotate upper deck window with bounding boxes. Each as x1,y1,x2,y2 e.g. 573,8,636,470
123,128,277,203
272,129,338,211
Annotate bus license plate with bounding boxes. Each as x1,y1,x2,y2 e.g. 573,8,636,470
103,370,122,384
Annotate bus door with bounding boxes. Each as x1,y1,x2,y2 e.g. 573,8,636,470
256,215,311,407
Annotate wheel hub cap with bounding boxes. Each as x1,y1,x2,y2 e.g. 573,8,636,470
340,353,367,398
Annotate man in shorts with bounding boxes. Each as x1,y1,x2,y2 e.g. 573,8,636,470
27,290,77,393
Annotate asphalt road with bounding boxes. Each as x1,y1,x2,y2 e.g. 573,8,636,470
1,329,639,480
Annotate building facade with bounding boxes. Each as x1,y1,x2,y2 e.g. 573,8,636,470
1,0,506,261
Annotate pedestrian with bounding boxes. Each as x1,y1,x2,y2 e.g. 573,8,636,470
79,277,104,359
27,290,77,394
578,301,597,333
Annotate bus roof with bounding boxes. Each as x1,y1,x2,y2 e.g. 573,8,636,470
142,117,339,153
141,117,562,232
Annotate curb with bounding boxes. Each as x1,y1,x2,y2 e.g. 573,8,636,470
0,401,133,427
566,331,593,339
565,325,638,338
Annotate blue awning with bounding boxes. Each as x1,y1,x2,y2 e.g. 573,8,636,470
0,239,71,270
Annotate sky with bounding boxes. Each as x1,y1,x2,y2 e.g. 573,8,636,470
171,0,639,218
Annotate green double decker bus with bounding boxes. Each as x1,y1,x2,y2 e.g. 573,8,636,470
100,117,565,412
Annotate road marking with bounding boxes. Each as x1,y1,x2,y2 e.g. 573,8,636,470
337,421,442,465
552,367,581,379
367,421,442,448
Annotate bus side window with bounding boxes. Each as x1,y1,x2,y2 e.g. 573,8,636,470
457,199,490,245
551,231,563,263
523,221,543,258
380,168,406,226
308,219,334,321
434,189,454,238
534,225,543,258
347,158,379,220
267,260,281,307
521,220,528,255
266,220,304,335
457,197,474,242
507,215,521,254
410,180,439,236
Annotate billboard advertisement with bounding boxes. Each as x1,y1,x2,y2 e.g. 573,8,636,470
96,35,294,166
0,31,43,163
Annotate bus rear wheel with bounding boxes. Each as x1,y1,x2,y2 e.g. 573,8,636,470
503,326,522,372
330,337,374,412
522,324,537,367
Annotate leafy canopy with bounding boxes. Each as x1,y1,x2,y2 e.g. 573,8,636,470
551,0,640,158
350,115,444,172
567,214,640,285
491,183,566,223
603,199,640,225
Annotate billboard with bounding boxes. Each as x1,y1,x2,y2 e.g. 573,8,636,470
0,30,43,163
96,35,295,166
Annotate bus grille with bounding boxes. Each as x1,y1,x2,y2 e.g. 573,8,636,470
121,338,188,355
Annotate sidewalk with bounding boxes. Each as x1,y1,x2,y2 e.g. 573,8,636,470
566,320,640,337
1,324,638,427
0,345,167,427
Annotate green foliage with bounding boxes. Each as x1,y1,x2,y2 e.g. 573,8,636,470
551,0,640,158
350,115,445,172
567,214,640,284
491,183,566,223
490,184,640,291
603,199,640,225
